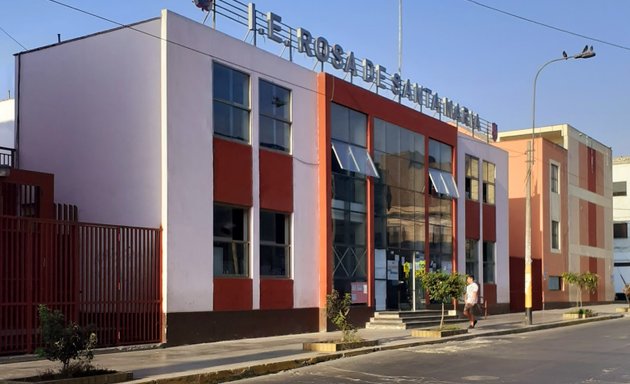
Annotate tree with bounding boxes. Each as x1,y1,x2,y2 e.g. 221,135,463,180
562,271,599,308
326,289,359,343
418,271,466,329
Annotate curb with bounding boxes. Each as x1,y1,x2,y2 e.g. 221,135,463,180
130,314,624,384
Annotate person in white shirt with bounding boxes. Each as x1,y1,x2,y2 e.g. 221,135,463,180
464,274,479,328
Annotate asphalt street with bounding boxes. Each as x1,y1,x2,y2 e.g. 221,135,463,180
239,317,630,384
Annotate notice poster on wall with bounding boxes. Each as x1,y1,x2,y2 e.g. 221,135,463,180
387,256,399,280
351,281,368,303
375,249,386,279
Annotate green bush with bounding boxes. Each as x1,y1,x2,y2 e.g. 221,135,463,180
36,304,98,377
561,271,599,308
326,289,359,343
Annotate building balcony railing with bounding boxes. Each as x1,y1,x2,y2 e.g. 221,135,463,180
0,146,15,167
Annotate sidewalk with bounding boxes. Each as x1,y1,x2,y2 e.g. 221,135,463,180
1,304,627,383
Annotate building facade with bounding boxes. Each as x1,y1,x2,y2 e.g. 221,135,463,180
14,6,508,345
612,156,630,299
497,124,613,310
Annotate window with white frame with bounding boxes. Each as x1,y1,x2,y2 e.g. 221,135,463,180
613,181,627,197
213,204,249,277
551,220,560,250
259,79,291,152
550,163,559,194
482,161,495,204
465,239,479,278
482,241,495,284
213,62,250,142
260,211,291,277
465,155,479,201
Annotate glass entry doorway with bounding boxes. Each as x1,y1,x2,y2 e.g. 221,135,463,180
384,250,425,311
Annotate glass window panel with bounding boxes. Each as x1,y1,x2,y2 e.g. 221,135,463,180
387,216,401,249
260,211,275,242
412,162,424,192
386,156,401,188
374,119,387,152
374,215,387,248
428,140,440,169
429,168,448,195
399,157,412,190
332,209,346,244
350,212,366,245
387,187,401,217
213,63,231,101
259,115,276,148
374,183,388,216
331,103,349,142
331,141,360,173
274,213,286,244
332,173,350,202
400,189,414,219
349,109,367,147
442,226,452,255
400,129,414,159
232,69,249,107
213,205,232,237
386,123,400,155
487,183,495,204
373,151,387,182
213,241,248,276
274,120,290,152
413,132,425,163
440,142,452,172
213,101,231,138
413,222,425,250
441,172,460,199
259,79,274,117
401,218,415,249
273,85,291,120
232,107,250,142
350,146,379,178
414,192,425,222
613,181,627,197
352,178,367,206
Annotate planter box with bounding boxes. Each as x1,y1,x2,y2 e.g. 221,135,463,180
615,307,629,313
562,312,597,320
412,328,468,338
303,339,379,352
1,371,133,384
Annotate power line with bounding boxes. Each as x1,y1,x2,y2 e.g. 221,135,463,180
0,26,27,50
44,0,323,97
463,0,630,52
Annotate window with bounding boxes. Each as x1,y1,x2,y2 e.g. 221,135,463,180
482,241,495,283
548,276,561,291
614,222,628,239
465,239,478,278
551,220,560,250
550,163,559,194
613,181,627,197
259,80,291,152
428,139,458,199
482,161,495,205
465,155,479,201
213,204,249,277
260,211,290,277
213,62,250,142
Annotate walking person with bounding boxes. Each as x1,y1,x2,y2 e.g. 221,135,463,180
464,274,479,329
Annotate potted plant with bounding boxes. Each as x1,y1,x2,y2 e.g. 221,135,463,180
561,272,599,319
4,305,132,384
412,270,468,338
303,289,379,352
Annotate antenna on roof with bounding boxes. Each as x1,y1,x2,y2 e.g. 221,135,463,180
193,0,214,25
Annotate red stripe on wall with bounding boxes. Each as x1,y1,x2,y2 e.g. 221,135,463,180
213,278,252,311
260,278,294,310
482,204,496,242
465,199,480,240
259,149,293,212
214,138,252,206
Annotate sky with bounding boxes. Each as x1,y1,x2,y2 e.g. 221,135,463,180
1,0,629,155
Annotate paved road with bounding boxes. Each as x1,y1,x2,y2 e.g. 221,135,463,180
239,317,630,383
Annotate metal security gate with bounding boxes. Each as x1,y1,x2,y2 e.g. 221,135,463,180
0,215,162,355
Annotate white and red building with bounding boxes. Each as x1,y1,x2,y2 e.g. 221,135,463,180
13,3,509,345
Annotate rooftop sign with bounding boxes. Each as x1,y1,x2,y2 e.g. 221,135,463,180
214,1,497,136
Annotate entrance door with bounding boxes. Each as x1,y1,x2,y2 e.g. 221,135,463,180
385,250,425,311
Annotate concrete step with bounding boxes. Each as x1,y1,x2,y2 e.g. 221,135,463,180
366,317,464,330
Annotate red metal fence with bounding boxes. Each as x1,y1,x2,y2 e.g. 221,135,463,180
0,215,162,355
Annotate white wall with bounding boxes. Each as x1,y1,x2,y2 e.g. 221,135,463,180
613,159,630,294
457,133,510,304
162,12,319,313
0,99,14,148
17,20,162,228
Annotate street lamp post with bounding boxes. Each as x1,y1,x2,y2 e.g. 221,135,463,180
525,45,595,325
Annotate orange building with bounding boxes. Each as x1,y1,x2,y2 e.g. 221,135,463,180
496,124,613,310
